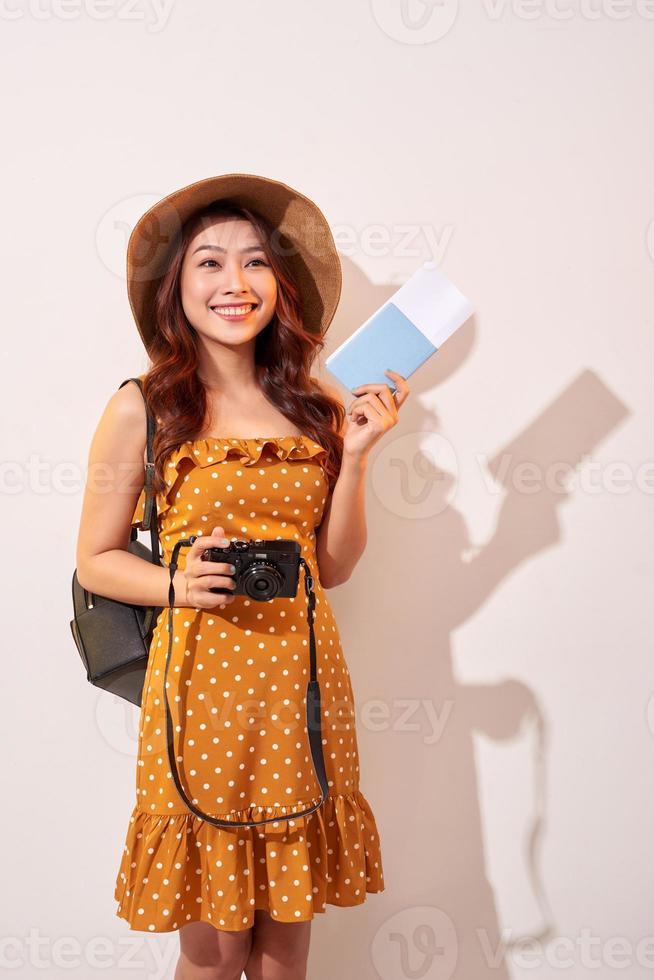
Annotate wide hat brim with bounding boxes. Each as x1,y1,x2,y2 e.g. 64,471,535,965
126,173,342,353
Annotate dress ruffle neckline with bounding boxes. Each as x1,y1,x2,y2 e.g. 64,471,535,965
114,789,385,932
131,435,328,530
179,434,328,469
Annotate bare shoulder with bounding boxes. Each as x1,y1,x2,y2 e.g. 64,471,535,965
76,375,149,576
109,375,148,423
92,375,148,464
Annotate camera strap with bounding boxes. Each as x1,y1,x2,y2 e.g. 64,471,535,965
159,536,330,828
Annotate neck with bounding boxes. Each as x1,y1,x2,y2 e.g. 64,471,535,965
196,346,263,395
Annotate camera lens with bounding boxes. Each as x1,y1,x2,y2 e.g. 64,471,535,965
242,563,283,600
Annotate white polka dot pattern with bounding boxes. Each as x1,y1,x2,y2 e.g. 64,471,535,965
114,436,385,932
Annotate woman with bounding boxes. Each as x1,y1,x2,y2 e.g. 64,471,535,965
75,173,409,979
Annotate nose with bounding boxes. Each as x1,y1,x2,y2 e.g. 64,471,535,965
218,257,252,298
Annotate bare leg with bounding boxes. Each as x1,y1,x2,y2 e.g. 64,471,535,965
174,920,254,980
244,909,312,980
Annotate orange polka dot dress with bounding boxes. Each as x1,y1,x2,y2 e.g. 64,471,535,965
114,432,385,932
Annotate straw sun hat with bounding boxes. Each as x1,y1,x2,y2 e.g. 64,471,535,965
126,172,343,353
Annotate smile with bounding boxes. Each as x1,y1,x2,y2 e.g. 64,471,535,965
211,303,258,320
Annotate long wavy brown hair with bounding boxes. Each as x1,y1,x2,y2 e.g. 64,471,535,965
138,201,345,498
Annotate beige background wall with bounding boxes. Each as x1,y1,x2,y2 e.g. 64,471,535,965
3,1,653,978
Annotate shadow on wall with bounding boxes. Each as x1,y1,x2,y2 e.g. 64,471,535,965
308,255,630,980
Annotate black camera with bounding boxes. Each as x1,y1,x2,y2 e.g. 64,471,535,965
200,538,302,601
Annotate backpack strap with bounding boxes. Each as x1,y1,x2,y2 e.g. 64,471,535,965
119,377,161,567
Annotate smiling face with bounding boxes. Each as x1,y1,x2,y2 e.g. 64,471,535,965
180,215,278,347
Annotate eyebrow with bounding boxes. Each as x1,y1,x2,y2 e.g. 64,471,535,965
192,244,266,256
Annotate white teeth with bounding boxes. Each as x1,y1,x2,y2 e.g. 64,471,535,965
212,304,255,316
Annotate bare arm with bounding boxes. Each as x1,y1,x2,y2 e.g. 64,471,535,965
75,379,190,607
314,381,368,589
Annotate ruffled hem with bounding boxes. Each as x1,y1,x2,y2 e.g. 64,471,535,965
114,790,385,933
131,435,328,530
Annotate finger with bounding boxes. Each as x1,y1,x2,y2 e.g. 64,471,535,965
208,526,230,544
191,527,230,551
384,378,411,408
195,560,236,577
351,391,392,418
384,370,410,408
350,400,387,428
354,385,397,417
194,536,235,574
351,382,393,395
377,386,398,418
349,394,387,425
351,382,399,418
197,589,235,604
196,574,236,591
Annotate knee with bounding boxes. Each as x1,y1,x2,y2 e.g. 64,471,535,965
177,948,250,980
230,940,253,979
244,913,311,980
211,944,251,980
176,922,253,980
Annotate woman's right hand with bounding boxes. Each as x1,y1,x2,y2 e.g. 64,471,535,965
182,526,237,609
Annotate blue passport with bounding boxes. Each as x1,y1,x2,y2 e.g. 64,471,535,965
325,261,474,394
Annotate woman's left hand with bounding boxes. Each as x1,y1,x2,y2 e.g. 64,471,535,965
342,369,411,462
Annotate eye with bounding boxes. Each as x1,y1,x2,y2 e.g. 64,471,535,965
199,258,269,268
